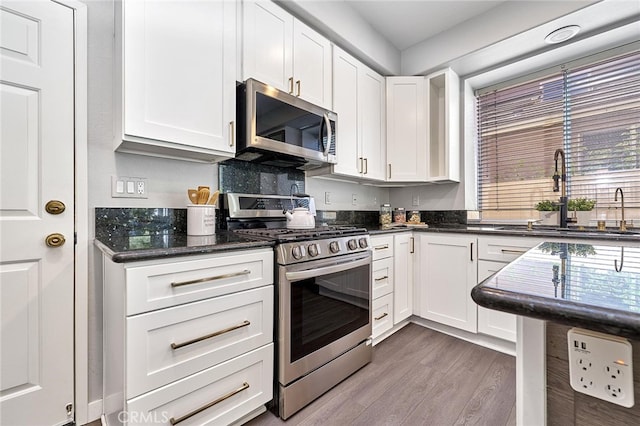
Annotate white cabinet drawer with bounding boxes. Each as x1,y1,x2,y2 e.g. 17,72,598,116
372,257,394,299
126,286,273,398
126,344,273,426
125,249,273,315
477,236,542,263
370,235,394,261
372,293,394,338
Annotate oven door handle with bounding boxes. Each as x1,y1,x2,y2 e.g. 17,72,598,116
285,255,370,282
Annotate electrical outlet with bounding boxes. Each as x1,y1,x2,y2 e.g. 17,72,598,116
352,193,358,206
112,176,148,198
325,191,331,205
412,194,420,206
567,328,634,407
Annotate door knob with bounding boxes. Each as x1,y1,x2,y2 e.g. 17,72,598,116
45,200,66,215
45,233,66,247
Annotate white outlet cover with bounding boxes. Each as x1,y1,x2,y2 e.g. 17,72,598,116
567,328,634,407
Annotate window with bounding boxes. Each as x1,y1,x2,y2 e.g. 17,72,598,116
477,48,640,224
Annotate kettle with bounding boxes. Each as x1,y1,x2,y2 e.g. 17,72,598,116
284,207,316,229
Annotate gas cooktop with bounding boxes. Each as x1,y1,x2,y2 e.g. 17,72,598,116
233,225,367,242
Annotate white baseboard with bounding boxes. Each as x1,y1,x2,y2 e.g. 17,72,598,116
410,316,516,356
85,399,103,425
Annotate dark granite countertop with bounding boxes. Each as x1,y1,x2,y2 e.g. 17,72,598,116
414,224,640,242
472,241,640,339
94,230,274,263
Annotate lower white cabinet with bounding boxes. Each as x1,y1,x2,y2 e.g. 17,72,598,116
103,248,274,425
370,235,395,340
415,233,478,333
476,236,542,342
393,233,414,323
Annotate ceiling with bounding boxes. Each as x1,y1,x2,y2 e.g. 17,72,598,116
344,0,507,50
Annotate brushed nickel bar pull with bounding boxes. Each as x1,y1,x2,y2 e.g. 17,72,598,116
169,382,250,425
295,80,301,97
374,244,389,250
364,158,368,174
288,77,294,94
375,312,388,321
410,237,415,254
229,121,235,147
358,157,363,174
501,249,527,254
171,270,250,287
470,242,474,261
388,164,392,179
374,276,389,281
171,320,251,350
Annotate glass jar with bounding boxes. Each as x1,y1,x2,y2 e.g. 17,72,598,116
393,207,406,223
379,204,392,225
408,210,421,224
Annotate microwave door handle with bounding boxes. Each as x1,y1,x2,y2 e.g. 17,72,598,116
322,113,332,157
285,255,370,282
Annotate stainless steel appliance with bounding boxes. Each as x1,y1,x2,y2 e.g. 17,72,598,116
226,193,372,419
235,79,337,170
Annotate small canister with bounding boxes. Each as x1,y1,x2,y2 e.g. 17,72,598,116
408,210,421,224
379,204,392,225
393,207,406,223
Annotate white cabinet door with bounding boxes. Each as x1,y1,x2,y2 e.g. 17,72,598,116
372,293,394,339
242,0,292,92
416,234,478,333
119,0,236,159
372,257,394,299
386,77,427,181
293,19,332,109
393,233,414,323
243,1,331,109
329,46,385,180
477,260,517,342
360,68,386,180
332,47,360,177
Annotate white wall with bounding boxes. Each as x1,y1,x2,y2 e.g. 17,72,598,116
306,177,390,211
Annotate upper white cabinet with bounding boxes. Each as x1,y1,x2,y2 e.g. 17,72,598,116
386,69,460,183
386,77,427,181
114,0,236,162
314,46,385,180
242,1,332,109
426,68,460,182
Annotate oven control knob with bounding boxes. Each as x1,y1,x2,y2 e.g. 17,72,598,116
329,241,340,253
347,239,358,251
358,238,368,249
308,243,319,257
291,245,304,260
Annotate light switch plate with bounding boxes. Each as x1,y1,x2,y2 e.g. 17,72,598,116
111,176,148,198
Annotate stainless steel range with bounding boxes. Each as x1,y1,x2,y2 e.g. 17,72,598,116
225,193,372,419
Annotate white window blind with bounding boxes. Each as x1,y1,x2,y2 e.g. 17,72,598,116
477,49,640,223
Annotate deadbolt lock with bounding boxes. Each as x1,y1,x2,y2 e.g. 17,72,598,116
45,233,66,247
45,200,66,215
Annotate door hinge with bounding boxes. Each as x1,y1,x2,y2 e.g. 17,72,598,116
74,232,77,245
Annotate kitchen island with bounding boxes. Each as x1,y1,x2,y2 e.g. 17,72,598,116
472,240,640,426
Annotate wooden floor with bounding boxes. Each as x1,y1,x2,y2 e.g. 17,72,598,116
246,323,516,426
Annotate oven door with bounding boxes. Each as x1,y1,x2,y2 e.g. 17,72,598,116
278,251,371,386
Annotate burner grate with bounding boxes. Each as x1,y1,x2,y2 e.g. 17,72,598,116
234,225,367,242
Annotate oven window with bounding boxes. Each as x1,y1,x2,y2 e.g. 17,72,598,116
290,263,370,362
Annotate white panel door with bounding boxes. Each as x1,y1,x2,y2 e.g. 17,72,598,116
0,1,75,425
478,260,517,342
393,233,414,323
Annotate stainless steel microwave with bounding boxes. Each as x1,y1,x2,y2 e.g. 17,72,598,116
235,78,337,169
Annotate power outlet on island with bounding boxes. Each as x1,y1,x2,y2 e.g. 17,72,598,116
567,327,634,408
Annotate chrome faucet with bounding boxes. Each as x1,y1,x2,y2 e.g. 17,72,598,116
553,149,568,228
614,187,626,232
